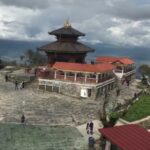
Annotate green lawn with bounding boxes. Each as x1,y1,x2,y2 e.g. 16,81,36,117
123,95,150,122
0,124,86,150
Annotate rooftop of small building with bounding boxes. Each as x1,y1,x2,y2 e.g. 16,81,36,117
52,62,115,73
99,124,150,150
96,56,135,65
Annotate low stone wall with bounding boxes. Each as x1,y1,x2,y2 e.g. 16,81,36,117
8,73,35,83
38,79,98,100
59,82,81,97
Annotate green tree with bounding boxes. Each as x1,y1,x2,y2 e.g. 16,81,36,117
138,65,150,76
23,49,47,66
0,58,4,69
99,93,127,150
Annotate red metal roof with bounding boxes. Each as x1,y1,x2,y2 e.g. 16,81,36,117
99,124,150,150
52,62,115,73
96,56,134,65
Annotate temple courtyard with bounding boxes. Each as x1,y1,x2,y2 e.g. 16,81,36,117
0,72,142,149
0,73,100,125
0,72,141,125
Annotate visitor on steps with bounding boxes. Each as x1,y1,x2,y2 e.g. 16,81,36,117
19,82,24,89
89,121,94,135
5,74,8,82
21,114,25,124
86,121,90,134
15,81,18,90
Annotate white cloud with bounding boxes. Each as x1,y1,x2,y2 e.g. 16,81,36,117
0,0,150,47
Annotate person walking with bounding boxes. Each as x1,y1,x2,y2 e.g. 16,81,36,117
89,121,94,135
21,114,25,124
22,81,25,88
86,121,90,134
5,74,8,82
19,82,24,90
15,81,18,90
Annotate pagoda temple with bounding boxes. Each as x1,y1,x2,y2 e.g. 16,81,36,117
38,21,94,65
36,21,135,100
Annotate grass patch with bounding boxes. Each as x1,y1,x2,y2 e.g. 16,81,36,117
122,95,150,122
0,124,86,150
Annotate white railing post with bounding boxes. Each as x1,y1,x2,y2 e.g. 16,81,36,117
84,74,87,83
64,72,67,80
74,73,77,81
54,70,57,79
96,74,99,83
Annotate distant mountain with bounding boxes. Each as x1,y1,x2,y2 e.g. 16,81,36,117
0,39,48,58
0,39,150,66
87,43,150,67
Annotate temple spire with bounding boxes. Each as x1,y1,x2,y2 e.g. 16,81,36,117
64,19,71,28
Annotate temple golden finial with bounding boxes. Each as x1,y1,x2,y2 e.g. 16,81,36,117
64,19,71,28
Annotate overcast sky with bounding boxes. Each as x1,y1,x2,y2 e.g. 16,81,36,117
0,0,150,47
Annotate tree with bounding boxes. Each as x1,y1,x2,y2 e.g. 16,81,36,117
22,49,47,66
99,93,127,150
139,65,150,77
0,58,4,69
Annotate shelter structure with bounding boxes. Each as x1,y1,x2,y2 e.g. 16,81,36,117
96,56,135,81
38,62,116,100
38,20,94,65
99,124,150,150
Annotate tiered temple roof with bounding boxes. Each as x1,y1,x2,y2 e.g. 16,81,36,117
39,41,93,53
49,26,85,36
38,21,94,53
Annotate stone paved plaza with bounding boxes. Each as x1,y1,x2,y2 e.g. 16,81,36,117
0,74,100,125
0,73,141,126
0,71,142,150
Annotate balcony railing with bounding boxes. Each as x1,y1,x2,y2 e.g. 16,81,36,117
38,72,114,85
98,77,113,83
56,74,64,80
56,75,113,84
86,78,96,84
124,68,135,73
115,68,135,73
115,69,122,73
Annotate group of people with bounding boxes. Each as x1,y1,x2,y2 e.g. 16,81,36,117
86,121,94,135
15,81,25,90
5,74,25,90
